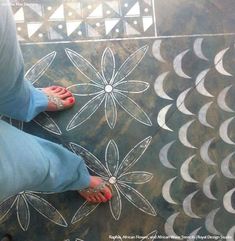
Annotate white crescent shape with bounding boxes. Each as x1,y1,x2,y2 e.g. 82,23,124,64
183,190,200,219
198,101,214,128
154,72,173,100
157,104,173,132
227,226,235,241
205,208,222,235
219,117,235,145
176,88,194,115
152,40,166,63
195,69,213,97
217,85,234,113
193,38,208,61
178,120,197,149
180,155,198,183
187,227,202,241
202,173,217,200
173,49,191,79
214,48,232,76
221,152,235,179
164,212,180,237
159,141,176,169
200,138,216,166
223,187,235,214
162,177,178,204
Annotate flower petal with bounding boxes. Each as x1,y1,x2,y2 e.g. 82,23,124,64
109,185,122,220
101,48,115,84
66,92,105,131
71,201,99,224
67,83,103,96
0,195,17,222
25,51,56,84
70,142,109,178
113,91,152,126
25,193,68,227
65,48,104,86
105,94,117,129
105,140,119,176
112,45,149,85
117,183,156,216
118,171,153,184
33,112,62,135
115,81,149,93
116,136,152,176
16,195,30,231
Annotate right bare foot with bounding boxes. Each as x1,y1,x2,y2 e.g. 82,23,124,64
78,176,112,203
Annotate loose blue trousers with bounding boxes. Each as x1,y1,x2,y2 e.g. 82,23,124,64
0,1,90,201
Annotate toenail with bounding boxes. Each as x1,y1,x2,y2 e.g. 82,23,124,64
69,98,75,103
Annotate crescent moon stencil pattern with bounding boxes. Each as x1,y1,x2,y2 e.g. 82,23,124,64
198,101,214,128
180,155,198,183
217,85,234,113
221,152,235,179
219,117,235,145
176,88,194,116
193,38,208,61
154,72,173,100
214,48,232,76
157,104,173,131
187,227,202,241
173,49,191,79
164,212,180,238
223,188,235,214
205,208,222,235
202,174,217,200
152,40,166,63
162,177,178,204
195,69,213,97
200,138,216,166
159,141,177,169
178,120,197,149
227,226,235,241
183,191,201,219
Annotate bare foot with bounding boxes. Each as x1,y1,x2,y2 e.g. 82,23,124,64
78,176,112,203
42,86,75,111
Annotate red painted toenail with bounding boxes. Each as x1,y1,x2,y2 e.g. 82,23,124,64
106,194,112,200
69,98,75,103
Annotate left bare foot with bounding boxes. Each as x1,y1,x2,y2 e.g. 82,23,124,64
42,86,75,111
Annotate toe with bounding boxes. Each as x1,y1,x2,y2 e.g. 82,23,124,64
60,91,72,99
101,185,112,200
58,88,67,95
98,193,108,202
54,87,63,93
63,97,75,107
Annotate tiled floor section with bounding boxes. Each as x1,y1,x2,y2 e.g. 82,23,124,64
0,1,235,241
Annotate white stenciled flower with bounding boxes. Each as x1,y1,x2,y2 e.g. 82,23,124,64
0,191,67,231
69,136,156,222
0,52,62,135
65,46,152,130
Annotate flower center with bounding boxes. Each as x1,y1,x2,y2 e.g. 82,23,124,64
109,176,117,184
105,84,113,93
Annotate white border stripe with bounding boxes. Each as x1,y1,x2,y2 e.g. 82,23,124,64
20,32,235,45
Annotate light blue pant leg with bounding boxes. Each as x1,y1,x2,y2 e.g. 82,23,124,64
0,120,90,201
0,1,91,202
0,0,48,121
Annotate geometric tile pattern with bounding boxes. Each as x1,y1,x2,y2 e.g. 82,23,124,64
11,0,155,43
